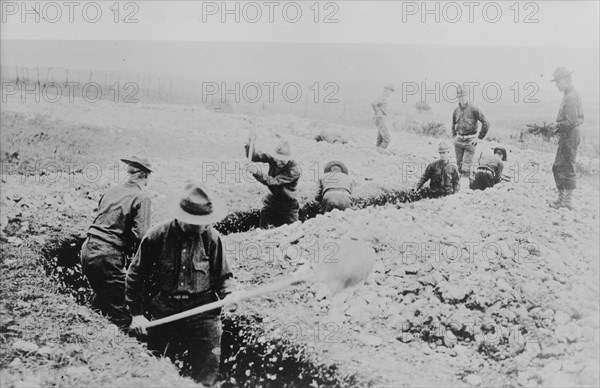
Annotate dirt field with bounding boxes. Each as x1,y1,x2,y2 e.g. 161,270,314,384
1,97,599,387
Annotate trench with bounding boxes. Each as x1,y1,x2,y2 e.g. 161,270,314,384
41,237,360,387
214,188,433,235
39,188,434,386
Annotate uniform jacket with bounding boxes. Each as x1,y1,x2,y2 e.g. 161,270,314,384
452,102,490,139
125,220,235,316
416,159,460,195
87,181,151,254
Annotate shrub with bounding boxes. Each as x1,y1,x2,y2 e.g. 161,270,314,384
415,101,431,113
421,121,447,138
522,122,557,142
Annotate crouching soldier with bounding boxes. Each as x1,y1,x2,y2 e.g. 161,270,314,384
245,132,301,228
80,152,152,330
127,183,236,386
316,161,355,213
470,147,507,190
415,142,460,197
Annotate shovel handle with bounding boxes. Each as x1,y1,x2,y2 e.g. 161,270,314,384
145,274,309,329
247,130,256,161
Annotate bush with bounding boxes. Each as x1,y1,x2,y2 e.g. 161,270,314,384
415,101,431,113
522,122,557,142
397,119,447,138
421,121,447,138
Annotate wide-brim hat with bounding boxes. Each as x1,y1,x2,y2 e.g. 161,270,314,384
121,152,153,172
456,85,468,97
324,160,348,175
272,140,294,161
168,182,228,225
550,67,573,82
493,147,508,162
438,142,450,152
384,83,395,92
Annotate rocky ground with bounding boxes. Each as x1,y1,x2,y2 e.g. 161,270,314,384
1,98,599,387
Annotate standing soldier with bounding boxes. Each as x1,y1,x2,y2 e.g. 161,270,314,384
245,132,301,228
452,85,490,178
80,152,152,330
127,182,236,386
415,142,460,197
549,67,584,210
316,161,355,213
470,147,507,190
371,83,395,153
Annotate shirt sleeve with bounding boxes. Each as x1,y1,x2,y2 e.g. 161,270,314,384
261,163,301,187
557,94,584,132
416,164,432,189
245,143,274,163
126,233,156,316
451,109,457,138
209,231,236,299
494,162,504,184
316,179,324,202
476,108,490,139
451,167,461,193
131,196,152,253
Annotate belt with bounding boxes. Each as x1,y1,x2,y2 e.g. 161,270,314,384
323,187,351,196
457,134,477,140
168,290,213,300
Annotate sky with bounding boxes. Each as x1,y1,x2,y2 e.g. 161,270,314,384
1,1,599,48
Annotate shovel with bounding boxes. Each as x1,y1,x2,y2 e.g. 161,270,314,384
144,239,376,329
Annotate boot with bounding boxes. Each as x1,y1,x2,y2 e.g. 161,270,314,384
563,189,575,210
549,189,564,209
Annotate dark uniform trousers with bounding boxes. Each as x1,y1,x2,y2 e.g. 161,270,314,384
260,194,299,229
553,127,581,190
321,190,352,213
375,116,391,149
80,236,131,329
147,292,222,386
470,170,496,191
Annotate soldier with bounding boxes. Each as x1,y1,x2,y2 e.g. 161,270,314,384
371,83,395,153
127,182,236,386
549,67,584,210
245,132,301,228
80,152,152,330
470,147,507,191
316,161,355,213
415,142,460,197
452,85,490,178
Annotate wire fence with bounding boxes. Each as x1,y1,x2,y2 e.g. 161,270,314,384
0,65,374,126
